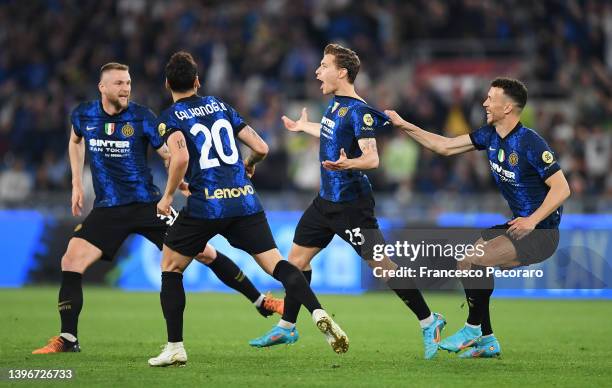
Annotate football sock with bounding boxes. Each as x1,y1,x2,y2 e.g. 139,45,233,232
281,269,312,324
461,265,494,327
419,313,434,328
206,251,261,303
58,271,83,338
60,333,77,343
481,290,494,336
273,261,321,323
160,271,185,343
277,319,295,330
253,294,265,308
387,278,432,321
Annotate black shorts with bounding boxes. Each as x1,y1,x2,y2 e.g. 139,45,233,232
293,195,385,258
73,202,166,261
164,211,277,258
481,223,560,266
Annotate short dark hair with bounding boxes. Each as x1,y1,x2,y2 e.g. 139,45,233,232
100,62,129,78
324,43,360,84
490,77,528,109
165,51,198,92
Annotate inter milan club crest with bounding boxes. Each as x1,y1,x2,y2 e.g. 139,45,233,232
104,123,115,135
508,151,519,166
497,149,505,162
338,107,348,117
121,124,134,137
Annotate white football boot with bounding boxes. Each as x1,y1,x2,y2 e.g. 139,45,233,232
312,309,349,354
148,342,187,367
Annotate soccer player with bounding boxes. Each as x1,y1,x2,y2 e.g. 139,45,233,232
32,63,283,355
249,44,446,359
147,51,346,367
385,78,570,358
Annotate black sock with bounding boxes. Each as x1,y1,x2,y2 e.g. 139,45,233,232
273,261,321,323
281,269,312,323
160,272,185,343
462,288,486,326
387,277,432,321
58,271,83,339
206,252,260,303
461,265,494,327
481,298,493,335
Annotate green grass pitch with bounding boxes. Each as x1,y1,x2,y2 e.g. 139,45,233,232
1,287,611,387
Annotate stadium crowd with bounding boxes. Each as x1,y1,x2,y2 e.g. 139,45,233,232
0,0,610,204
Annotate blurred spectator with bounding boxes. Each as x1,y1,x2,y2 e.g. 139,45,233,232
0,156,33,202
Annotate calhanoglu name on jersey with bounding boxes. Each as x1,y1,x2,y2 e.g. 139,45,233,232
204,184,255,199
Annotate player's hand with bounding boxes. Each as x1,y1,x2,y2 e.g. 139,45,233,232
178,181,191,197
282,107,308,132
244,161,256,178
71,184,84,217
384,110,412,131
157,194,173,216
322,148,352,171
507,216,537,240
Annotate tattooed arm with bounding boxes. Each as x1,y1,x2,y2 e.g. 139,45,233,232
157,131,189,215
322,138,380,171
237,125,269,178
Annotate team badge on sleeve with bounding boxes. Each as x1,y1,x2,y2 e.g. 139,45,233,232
542,151,554,164
363,113,374,126
158,123,166,137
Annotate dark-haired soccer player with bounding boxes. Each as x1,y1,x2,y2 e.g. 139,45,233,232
32,63,283,355
386,78,570,358
148,51,347,366
249,43,445,359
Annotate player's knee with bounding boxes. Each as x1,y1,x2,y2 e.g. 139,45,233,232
161,256,187,273
197,245,217,265
61,250,88,273
288,255,310,271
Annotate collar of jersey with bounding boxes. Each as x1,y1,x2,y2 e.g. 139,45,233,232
498,121,522,140
175,94,201,104
334,94,366,104
98,100,128,118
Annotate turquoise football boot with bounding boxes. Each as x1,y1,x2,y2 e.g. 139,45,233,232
422,313,446,359
249,325,299,348
439,324,482,353
459,335,501,358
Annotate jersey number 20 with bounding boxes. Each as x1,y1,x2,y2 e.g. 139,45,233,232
190,119,239,169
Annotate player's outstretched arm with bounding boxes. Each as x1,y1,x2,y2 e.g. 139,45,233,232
158,131,189,216
237,125,269,178
322,138,379,171
384,110,475,156
68,127,85,216
282,107,321,138
508,170,571,239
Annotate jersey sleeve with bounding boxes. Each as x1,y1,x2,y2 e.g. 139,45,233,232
142,108,164,149
70,106,83,137
156,110,181,144
222,100,247,135
469,125,494,150
524,131,561,181
352,106,389,139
